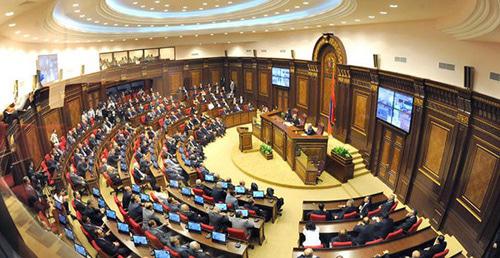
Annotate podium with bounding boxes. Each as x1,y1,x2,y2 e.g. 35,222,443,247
237,127,253,152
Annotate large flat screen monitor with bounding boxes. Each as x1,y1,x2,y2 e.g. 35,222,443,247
272,67,290,88
376,87,413,133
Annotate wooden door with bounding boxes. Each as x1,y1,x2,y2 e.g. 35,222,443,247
275,89,289,111
377,127,405,189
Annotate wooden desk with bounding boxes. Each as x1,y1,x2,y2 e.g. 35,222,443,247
302,192,387,220
117,161,132,187
259,111,328,184
298,208,407,234
150,164,166,188
292,227,436,258
176,150,198,186
223,111,256,128
103,218,153,258
85,171,98,192
202,182,279,223
166,187,266,245
237,127,252,152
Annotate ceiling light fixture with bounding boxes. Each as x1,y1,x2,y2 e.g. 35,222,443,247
74,9,80,13
79,14,85,18
379,11,387,15
8,23,16,27
389,4,398,8
303,1,309,5
368,16,375,19
354,19,360,22
72,3,79,7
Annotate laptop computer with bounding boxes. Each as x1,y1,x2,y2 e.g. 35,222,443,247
181,187,192,196
74,243,88,257
204,174,215,182
187,221,202,233
92,187,101,197
252,191,265,199
215,203,227,211
154,250,171,258
140,193,150,202
98,198,106,209
220,182,228,189
212,231,227,244
168,212,181,224
132,184,141,194
194,195,204,205
117,222,130,234
64,228,75,241
236,209,249,218
132,235,148,246
58,214,67,225
235,186,246,194
106,209,117,220
153,203,164,213
169,180,179,188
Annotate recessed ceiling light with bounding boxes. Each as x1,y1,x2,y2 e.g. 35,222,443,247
103,22,108,25
210,33,214,36
164,9,168,12
74,9,80,13
215,5,220,7
202,2,207,6
239,31,244,34
368,16,375,19
291,27,295,30
179,35,183,38
137,24,141,27
8,23,16,27
341,21,346,24
228,1,233,4
5,11,14,16
316,25,321,28
195,34,198,37
164,4,169,7
252,30,256,33
354,19,361,22
86,17,92,21
182,6,187,9
140,5,145,8
94,21,100,24
304,26,309,29
252,16,256,19
149,37,153,40
294,5,300,9
113,23,118,26
79,14,85,18
134,38,138,40
224,32,228,35
164,36,168,39
149,24,154,27
265,29,269,32
389,4,398,8
110,39,114,42
303,1,309,5
124,24,129,27
275,12,280,14
122,39,126,41
132,2,138,5
285,9,290,12
199,8,204,10
15,30,21,34
72,3,79,7
182,9,186,12
329,23,334,26
379,11,388,15
154,0,160,3
227,41,231,44
149,7,154,10
263,14,268,17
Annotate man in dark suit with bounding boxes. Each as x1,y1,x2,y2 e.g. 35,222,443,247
208,206,231,231
420,235,447,258
375,214,394,239
304,123,316,136
73,191,86,213
333,199,357,219
122,186,133,210
180,204,205,223
291,113,301,126
307,203,332,220
146,219,173,246
83,199,104,225
128,195,143,222
211,182,227,203
359,196,374,217
82,216,103,240
354,221,377,245
186,241,212,258
330,229,352,243
396,210,418,232
486,227,500,258
95,229,130,256
379,195,396,217
284,109,293,122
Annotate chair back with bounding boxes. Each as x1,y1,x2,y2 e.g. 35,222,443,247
385,228,404,241
343,211,358,219
432,249,449,258
316,123,325,135
331,241,352,247
309,213,326,221
128,217,143,235
145,230,164,249
203,194,214,204
227,227,250,242
367,207,381,217
150,192,159,203
179,213,189,223
113,195,122,207
407,218,423,233
119,206,129,220
389,201,398,213
164,246,181,258
366,238,383,245
201,223,214,232
193,188,205,196
80,225,91,240
303,244,323,249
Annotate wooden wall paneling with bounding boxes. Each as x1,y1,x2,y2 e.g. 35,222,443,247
21,120,43,166
191,69,202,87
307,64,319,125
244,69,254,93
334,65,352,142
40,108,64,148
296,75,309,110
168,69,183,95
288,61,297,111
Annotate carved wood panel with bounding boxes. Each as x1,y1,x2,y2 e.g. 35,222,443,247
24,125,42,166
258,71,269,97
244,71,253,92
168,72,182,93
42,109,63,144
352,90,369,135
321,76,332,115
191,70,201,87
419,119,452,185
87,90,100,109
66,98,82,128
297,76,309,109
210,70,220,84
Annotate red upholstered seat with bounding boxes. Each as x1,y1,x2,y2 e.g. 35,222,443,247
91,240,114,258
309,213,326,221
113,195,122,208
407,218,423,233
248,209,257,216
201,223,214,232
127,217,143,235
227,227,250,242
389,201,398,213
385,228,404,241
331,241,352,247
145,230,164,249
304,244,323,249
203,194,214,205
343,211,358,219
150,192,159,203
367,207,381,217
164,246,181,258
119,206,129,221
179,213,189,223
76,211,83,221
193,188,205,196
432,249,449,258
80,225,91,240
366,238,384,245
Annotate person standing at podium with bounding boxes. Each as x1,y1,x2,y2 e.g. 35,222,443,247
284,108,293,122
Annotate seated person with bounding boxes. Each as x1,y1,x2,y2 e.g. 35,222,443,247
374,214,394,239
229,210,255,236
186,241,212,258
208,206,231,232
180,204,205,223
396,210,418,232
379,195,396,217
128,195,143,222
420,235,447,258
330,229,352,244
146,219,173,246
304,123,316,136
332,199,357,219
307,202,331,220
297,248,319,258
284,108,293,122
353,217,377,245
211,182,227,203
359,196,374,217
122,186,133,210
167,236,190,257
302,221,321,247
225,189,239,209
142,203,160,230
95,229,130,256
83,199,104,225
291,113,301,126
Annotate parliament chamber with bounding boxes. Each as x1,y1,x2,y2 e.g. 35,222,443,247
0,1,499,258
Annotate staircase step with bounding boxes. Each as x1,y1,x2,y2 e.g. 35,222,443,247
354,163,365,170
353,168,370,177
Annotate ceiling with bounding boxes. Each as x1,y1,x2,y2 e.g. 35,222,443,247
0,0,498,45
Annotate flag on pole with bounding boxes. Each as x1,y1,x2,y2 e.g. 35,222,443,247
327,69,336,134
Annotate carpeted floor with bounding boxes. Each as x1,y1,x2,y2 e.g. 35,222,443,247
203,126,391,258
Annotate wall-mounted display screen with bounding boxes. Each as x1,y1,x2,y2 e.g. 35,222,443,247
272,67,290,88
376,87,413,132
